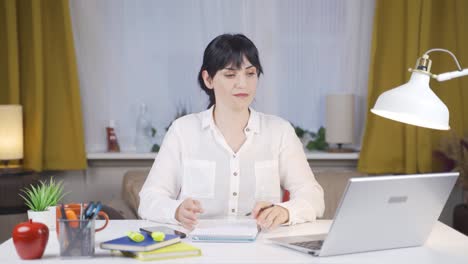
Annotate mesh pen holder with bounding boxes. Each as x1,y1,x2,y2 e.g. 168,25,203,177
58,218,95,258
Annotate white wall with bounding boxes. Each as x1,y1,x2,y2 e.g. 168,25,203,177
69,0,375,152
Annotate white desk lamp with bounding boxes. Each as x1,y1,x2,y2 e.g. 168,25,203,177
371,48,468,130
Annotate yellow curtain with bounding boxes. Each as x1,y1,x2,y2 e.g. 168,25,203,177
359,0,468,174
0,0,86,171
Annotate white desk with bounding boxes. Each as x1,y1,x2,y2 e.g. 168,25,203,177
1,220,467,263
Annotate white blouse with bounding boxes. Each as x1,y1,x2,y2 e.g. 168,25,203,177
138,106,325,225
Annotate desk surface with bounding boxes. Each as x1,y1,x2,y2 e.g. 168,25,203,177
1,220,467,263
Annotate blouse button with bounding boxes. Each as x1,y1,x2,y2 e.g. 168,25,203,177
233,192,237,196
233,172,238,176
232,209,236,213
245,127,250,132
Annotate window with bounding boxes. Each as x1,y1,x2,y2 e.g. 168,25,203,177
70,0,375,152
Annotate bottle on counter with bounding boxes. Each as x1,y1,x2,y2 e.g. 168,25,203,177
135,103,152,152
106,120,120,152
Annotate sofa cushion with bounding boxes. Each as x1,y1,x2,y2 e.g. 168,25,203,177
105,199,138,219
313,168,365,219
122,170,149,217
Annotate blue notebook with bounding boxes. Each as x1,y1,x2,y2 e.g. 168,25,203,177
100,233,180,252
190,219,258,243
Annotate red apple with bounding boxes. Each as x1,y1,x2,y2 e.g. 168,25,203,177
12,219,49,259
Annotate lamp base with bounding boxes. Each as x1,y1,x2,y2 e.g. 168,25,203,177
0,167,26,176
327,147,356,153
327,143,356,153
0,160,23,175
0,169,38,215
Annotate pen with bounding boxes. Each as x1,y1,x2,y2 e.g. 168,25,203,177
80,202,84,255
245,204,275,217
83,202,94,220
79,203,83,228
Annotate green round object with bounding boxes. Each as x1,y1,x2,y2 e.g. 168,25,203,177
151,231,165,242
127,231,145,242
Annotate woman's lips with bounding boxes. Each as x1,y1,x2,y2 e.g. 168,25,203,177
234,93,249,97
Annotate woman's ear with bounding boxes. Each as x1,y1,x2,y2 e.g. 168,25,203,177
202,70,214,89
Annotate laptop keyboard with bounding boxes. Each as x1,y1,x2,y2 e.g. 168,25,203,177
291,240,324,250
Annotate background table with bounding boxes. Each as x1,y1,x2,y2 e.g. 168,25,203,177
1,220,468,263
0,169,38,243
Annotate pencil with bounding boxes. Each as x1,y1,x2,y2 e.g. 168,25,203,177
245,204,275,217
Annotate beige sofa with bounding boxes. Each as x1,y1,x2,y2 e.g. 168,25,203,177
117,168,365,220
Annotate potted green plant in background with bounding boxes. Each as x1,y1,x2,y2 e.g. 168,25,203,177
165,103,189,132
148,103,190,153
150,126,160,152
292,124,329,151
19,177,68,231
147,103,190,153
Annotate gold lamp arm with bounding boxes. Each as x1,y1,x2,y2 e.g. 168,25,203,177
423,48,463,71
408,48,468,82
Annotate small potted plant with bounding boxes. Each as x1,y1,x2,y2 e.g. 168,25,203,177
19,177,68,231
165,103,190,132
150,126,160,153
292,124,329,151
150,103,190,153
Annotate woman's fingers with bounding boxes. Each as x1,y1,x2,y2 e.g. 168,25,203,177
271,215,285,229
180,209,198,229
264,209,278,228
257,206,288,230
181,208,198,222
185,198,204,214
175,198,203,227
257,207,275,228
192,199,204,213
251,201,272,218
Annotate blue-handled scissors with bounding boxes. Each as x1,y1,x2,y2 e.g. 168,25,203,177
84,201,102,220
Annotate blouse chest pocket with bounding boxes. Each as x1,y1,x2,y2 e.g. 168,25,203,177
254,160,281,200
182,160,216,199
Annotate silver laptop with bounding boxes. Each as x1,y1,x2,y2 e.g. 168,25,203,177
269,172,458,257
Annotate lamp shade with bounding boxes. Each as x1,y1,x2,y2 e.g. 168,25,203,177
326,94,355,145
371,72,449,130
0,105,24,160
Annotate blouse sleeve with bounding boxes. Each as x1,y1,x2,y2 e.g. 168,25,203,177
138,122,184,224
276,122,325,225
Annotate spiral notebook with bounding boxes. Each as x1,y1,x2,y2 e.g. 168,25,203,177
190,218,259,243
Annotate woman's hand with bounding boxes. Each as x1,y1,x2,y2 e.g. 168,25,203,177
251,201,289,230
175,198,204,230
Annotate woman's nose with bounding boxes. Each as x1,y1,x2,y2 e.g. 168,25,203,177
236,74,247,88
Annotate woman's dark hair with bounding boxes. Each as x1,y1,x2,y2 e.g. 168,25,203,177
198,34,263,108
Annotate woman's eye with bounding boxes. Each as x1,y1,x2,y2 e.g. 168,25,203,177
225,74,236,78
247,72,256,76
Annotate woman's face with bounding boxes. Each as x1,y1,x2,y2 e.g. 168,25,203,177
203,57,258,111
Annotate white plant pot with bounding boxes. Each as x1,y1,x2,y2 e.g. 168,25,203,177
27,206,56,231
48,206,57,230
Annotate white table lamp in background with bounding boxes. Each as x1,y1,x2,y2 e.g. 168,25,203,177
326,94,355,152
371,48,468,130
0,105,24,169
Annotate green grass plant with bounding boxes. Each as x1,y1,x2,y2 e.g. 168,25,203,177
19,177,68,211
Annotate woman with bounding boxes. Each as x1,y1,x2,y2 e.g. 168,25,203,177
139,34,324,230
